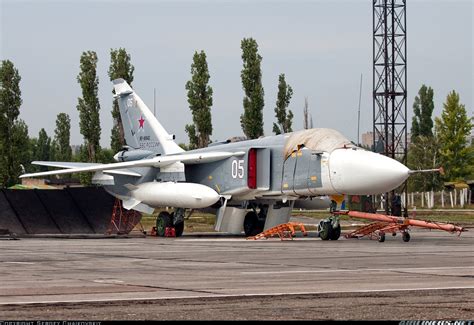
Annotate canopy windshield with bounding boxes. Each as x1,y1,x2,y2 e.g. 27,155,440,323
283,128,355,158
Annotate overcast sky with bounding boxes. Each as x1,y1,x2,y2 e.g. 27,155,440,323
1,0,472,148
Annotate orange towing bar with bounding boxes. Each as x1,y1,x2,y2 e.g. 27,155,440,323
336,211,466,234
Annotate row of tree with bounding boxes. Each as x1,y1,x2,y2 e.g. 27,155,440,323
408,85,473,191
77,49,136,162
29,114,72,173
0,60,29,187
184,38,296,149
0,48,134,186
0,61,69,183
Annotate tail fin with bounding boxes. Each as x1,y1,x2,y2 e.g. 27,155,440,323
113,78,184,155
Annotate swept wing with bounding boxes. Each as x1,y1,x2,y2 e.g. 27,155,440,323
21,151,245,179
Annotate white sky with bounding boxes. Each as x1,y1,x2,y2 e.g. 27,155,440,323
1,0,472,147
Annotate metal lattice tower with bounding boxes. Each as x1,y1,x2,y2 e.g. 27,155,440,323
373,0,407,215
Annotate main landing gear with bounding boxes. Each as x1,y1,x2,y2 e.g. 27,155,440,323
156,208,185,237
244,210,265,237
318,216,341,241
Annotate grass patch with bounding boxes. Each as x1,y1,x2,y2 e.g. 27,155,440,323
138,210,216,233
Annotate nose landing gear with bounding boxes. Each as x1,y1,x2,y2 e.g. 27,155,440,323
318,216,341,240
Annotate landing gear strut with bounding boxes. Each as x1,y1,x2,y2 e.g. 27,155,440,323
172,208,185,237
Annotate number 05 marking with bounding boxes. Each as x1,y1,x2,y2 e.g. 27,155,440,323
231,160,245,179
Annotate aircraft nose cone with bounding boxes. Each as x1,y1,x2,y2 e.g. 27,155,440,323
329,148,409,195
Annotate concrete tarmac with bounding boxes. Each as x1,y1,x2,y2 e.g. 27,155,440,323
0,229,473,320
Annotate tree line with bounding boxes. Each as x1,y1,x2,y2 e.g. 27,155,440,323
407,85,473,191
184,38,295,149
0,38,472,189
0,48,135,186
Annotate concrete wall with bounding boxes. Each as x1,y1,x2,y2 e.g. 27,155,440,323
0,187,139,235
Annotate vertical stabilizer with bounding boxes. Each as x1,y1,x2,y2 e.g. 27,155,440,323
113,78,184,155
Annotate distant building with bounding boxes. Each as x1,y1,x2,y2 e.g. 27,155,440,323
21,177,82,189
361,131,374,148
71,144,82,156
361,130,411,153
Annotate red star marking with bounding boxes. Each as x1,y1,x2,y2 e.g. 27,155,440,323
138,116,145,129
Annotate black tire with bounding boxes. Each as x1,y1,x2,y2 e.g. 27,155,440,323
174,221,184,237
318,220,332,241
156,211,172,237
329,224,341,240
378,233,386,242
402,232,410,242
244,211,263,236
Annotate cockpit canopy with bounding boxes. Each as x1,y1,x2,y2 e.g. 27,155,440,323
283,128,355,158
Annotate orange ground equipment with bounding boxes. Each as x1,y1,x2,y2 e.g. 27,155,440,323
106,199,143,235
247,222,308,241
164,226,176,237
150,226,176,237
336,210,466,242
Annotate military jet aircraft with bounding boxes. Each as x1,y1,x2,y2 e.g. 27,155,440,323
21,79,412,238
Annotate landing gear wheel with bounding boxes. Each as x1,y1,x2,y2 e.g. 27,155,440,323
244,211,264,236
174,221,184,237
318,220,333,241
329,224,341,240
402,232,411,242
378,232,386,242
156,211,172,237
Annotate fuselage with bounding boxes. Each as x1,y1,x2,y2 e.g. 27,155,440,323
107,79,410,208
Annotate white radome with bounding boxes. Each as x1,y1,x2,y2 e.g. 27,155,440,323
329,148,410,195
